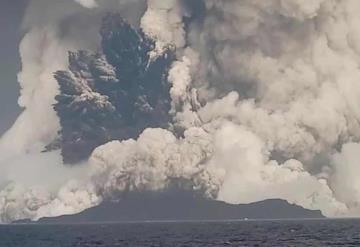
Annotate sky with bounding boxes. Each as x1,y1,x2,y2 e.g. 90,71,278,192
0,0,27,135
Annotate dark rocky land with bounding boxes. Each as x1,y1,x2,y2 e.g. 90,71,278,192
17,189,323,224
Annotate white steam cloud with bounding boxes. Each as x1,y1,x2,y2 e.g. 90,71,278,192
2,0,360,222
75,0,98,9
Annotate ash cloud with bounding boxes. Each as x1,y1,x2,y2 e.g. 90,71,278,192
54,14,174,164
2,0,360,222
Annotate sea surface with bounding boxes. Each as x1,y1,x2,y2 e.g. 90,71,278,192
1,219,360,246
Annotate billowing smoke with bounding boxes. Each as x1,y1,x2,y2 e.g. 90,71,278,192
2,0,360,222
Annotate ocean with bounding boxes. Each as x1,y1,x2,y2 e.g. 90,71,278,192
0,219,359,246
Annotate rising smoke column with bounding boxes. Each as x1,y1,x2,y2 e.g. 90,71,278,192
3,0,360,222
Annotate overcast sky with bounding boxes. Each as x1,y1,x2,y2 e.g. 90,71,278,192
0,0,27,135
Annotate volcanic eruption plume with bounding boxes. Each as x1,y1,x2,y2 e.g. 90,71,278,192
2,0,360,222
